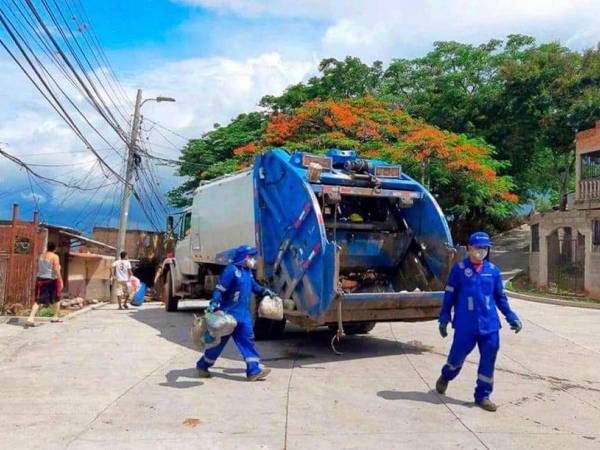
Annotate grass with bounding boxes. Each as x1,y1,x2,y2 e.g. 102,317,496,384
507,272,600,304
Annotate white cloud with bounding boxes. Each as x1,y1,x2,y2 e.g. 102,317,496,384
179,0,600,60
0,51,312,223
21,191,46,205
133,52,312,136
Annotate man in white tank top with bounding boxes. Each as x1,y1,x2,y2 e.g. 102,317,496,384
26,242,63,327
111,251,133,310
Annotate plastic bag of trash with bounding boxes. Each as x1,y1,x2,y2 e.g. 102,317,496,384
191,314,223,351
205,311,237,338
258,295,284,321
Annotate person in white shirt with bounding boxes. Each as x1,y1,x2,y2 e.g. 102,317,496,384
111,251,133,310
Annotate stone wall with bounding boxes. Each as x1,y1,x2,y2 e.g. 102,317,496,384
529,209,600,298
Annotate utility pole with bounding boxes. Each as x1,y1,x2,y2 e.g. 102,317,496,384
116,88,143,258
111,90,175,302
111,89,142,303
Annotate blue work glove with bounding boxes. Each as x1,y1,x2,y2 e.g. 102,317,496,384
264,288,276,297
206,302,219,313
509,319,522,334
438,321,448,338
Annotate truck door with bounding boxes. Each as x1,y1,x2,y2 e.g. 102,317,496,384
254,151,337,316
175,211,196,275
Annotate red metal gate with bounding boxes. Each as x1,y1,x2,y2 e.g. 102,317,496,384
0,205,46,311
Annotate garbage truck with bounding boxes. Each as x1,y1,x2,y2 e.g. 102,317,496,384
158,148,455,339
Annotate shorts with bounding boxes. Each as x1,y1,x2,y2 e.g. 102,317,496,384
36,278,58,306
115,281,129,298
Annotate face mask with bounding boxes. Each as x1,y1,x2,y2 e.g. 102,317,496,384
470,247,488,262
246,257,257,269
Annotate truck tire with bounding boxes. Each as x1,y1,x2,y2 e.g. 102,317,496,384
329,321,376,335
254,317,286,341
251,297,286,340
164,275,179,312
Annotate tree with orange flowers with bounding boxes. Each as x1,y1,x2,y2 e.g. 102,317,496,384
170,97,517,233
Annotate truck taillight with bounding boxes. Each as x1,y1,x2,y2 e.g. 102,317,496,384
374,165,402,178
302,154,333,170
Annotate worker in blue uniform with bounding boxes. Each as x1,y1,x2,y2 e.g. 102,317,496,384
196,245,274,381
436,232,522,412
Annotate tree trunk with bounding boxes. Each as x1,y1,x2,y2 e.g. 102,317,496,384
558,150,573,211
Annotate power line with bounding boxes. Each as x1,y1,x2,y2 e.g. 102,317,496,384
143,117,192,141
0,146,117,191
0,10,124,182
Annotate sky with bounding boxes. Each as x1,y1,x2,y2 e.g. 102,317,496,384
1,0,600,234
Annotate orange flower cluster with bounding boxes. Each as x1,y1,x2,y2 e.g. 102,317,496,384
233,143,257,156
241,96,517,207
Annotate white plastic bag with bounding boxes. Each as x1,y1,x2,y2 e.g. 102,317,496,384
258,295,284,321
191,314,228,351
205,311,237,337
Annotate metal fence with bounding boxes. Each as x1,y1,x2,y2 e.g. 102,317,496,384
547,227,585,294
0,206,46,311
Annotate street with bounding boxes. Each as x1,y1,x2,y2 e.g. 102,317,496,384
2,299,600,450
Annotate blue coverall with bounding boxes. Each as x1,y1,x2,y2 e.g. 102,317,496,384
439,258,519,402
196,262,267,378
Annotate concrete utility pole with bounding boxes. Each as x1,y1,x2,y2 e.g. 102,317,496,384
116,88,143,259
111,89,175,302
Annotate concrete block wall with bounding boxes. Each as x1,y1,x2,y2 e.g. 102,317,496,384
529,209,600,298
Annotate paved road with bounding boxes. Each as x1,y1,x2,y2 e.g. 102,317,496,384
488,224,530,282
1,298,599,450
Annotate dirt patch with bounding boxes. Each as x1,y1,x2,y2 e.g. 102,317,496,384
182,418,201,428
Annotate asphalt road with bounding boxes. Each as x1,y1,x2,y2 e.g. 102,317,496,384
1,298,599,450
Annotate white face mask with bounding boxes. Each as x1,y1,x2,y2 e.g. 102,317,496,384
470,247,489,262
246,257,257,269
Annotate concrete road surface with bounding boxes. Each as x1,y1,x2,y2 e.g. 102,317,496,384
1,299,599,450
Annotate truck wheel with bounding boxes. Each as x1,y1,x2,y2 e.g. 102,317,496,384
254,317,286,340
164,275,179,312
329,321,376,335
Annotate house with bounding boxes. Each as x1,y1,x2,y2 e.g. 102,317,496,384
0,205,116,309
529,121,600,297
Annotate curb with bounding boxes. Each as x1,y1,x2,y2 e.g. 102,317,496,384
0,302,108,325
506,289,600,310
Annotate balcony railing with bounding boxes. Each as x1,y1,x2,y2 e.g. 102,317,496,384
579,177,600,201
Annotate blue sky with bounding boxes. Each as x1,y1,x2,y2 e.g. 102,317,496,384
2,0,600,234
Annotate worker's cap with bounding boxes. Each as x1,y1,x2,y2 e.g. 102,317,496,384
468,232,492,248
232,245,258,263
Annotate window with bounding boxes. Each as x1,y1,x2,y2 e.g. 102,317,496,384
531,223,540,252
593,220,600,252
581,151,600,180
180,212,192,239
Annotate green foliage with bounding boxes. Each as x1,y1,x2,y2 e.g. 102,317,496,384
258,37,600,208
168,112,267,206
260,57,383,112
38,308,54,317
170,36,600,228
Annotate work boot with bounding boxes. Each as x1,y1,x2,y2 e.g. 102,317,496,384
197,368,212,378
247,367,271,381
435,376,449,395
476,398,497,412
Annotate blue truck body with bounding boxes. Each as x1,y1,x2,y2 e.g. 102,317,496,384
253,148,454,328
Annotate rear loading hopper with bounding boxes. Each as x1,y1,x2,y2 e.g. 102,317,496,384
254,148,454,330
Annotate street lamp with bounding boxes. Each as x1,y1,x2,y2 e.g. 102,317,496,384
140,96,176,108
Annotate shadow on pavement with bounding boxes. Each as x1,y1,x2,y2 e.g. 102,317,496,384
377,389,473,408
130,304,436,371
160,367,205,389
